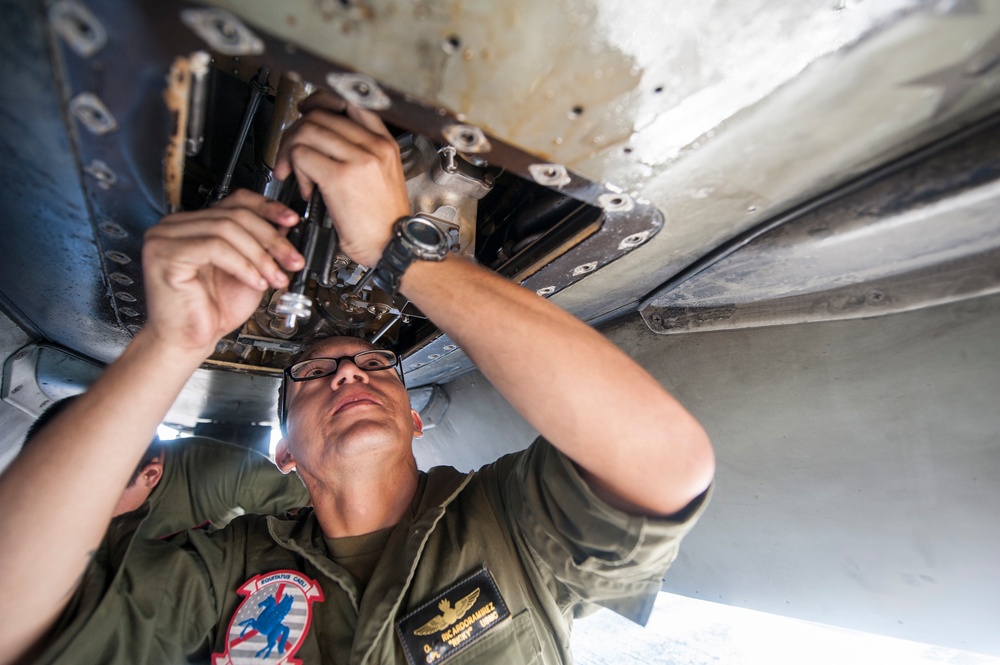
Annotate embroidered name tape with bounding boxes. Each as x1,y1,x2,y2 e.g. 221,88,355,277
213,570,325,665
396,567,510,665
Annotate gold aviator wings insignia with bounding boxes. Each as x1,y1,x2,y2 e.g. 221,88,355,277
413,588,482,636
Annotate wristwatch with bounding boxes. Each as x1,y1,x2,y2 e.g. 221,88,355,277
371,215,450,296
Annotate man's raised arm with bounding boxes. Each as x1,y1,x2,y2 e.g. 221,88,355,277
0,193,303,661
276,96,715,517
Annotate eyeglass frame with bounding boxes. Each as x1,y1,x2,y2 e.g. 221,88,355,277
277,350,405,434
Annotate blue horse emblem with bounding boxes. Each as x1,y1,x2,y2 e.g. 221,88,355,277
213,570,324,664
238,594,294,659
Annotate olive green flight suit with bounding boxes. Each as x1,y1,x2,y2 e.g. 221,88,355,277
40,439,708,664
138,436,311,539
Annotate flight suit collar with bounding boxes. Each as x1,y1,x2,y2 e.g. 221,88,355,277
265,465,474,665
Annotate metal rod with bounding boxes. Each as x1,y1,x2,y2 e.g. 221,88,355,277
214,67,270,201
370,311,403,344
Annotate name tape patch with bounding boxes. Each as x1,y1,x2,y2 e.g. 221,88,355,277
396,567,510,665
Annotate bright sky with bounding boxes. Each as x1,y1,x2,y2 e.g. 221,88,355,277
571,592,1000,665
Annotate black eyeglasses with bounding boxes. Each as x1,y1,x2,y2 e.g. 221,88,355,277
279,350,404,432
285,350,403,383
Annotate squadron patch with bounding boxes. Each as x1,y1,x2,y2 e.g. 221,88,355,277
396,567,510,665
212,570,325,664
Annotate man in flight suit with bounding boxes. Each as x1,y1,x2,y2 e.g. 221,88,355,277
0,93,715,664
22,395,310,540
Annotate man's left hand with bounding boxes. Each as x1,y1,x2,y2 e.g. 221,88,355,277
273,91,411,268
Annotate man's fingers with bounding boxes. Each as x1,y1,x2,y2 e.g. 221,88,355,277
274,118,370,184
145,233,271,292
344,103,394,139
152,205,305,286
212,189,299,228
297,89,347,115
148,219,293,289
298,89,391,140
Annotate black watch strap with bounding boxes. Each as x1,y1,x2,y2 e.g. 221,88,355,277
371,216,448,296
372,232,416,295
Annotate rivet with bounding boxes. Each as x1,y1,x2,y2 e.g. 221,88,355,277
99,222,127,238
326,72,390,110
618,231,650,251
104,250,131,265
441,124,491,153
70,93,117,135
598,192,635,212
529,163,570,188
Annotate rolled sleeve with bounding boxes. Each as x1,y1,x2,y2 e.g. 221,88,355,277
502,438,710,625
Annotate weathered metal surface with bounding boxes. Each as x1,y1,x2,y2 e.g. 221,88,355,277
555,0,1000,320
32,0,665,388
191,0,1000,326
641,112,1000,332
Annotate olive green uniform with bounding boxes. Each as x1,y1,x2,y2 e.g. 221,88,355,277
41,439,708,664
137,436,311,540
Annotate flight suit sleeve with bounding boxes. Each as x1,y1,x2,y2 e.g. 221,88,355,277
498,437,710,626
37,515,227,664
177,437,311,530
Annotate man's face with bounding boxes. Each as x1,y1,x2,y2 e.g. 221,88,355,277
279,337,418,478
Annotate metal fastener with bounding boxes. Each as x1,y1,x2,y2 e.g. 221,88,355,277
50,1,107,58
572,262,598,276
598,192,635,212
528,163,571,188
84,160,116,189
442,124,492,153
70,93,117,135
181,8,264,55
326,72,390,110
535,286,556,296
618,231,650,250
104,250,131,265
99,222,127,238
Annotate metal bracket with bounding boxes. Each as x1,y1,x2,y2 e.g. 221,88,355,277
1,343,103,417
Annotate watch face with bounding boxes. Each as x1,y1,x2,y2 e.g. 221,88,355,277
405,218,446,249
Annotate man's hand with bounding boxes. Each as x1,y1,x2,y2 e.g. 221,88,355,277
142,190,304,357
273,91,411,268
